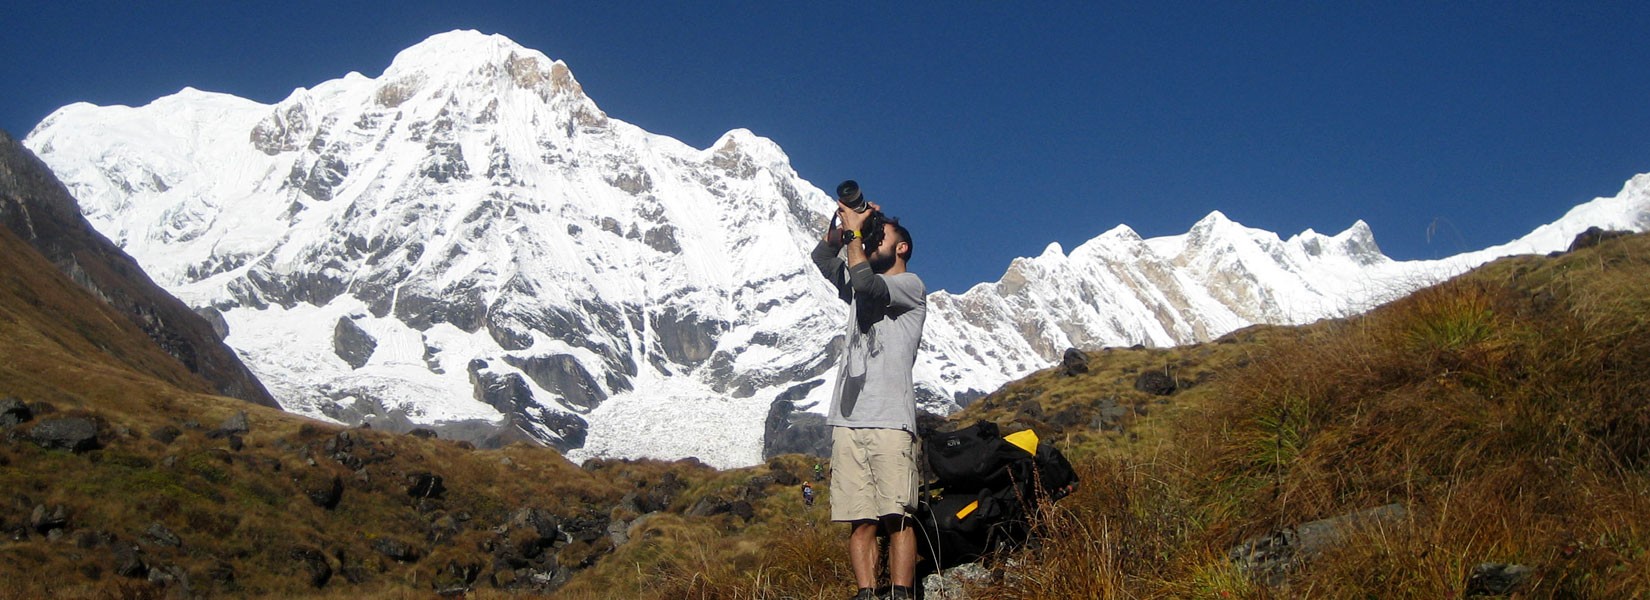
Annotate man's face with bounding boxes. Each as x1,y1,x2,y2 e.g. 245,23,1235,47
869,223,903,273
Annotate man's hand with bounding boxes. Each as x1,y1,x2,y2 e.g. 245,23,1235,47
837,199,881,268
837,200,881,235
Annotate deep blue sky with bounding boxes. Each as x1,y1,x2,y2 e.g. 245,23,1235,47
5,2,1648,293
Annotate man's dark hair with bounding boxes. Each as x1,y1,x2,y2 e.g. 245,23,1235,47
887,217,913,262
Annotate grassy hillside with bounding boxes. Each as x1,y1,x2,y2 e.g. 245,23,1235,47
560,232,1650,599
5,218,1648,598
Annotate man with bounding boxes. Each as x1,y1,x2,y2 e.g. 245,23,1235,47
810,197,926,600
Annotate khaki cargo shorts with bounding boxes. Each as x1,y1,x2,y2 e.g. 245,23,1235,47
830,426,919,522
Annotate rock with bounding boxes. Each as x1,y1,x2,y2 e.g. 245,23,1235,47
409,428,438,439
686,496,733,518
428,513,460,544
291,547,332,588
28,416,101,452
1229,503,1408,584
771,468,800,487
147,563,190,590
218,410,249,435
0,397,32,427
29,504,68,534
436,557,483,588
333,317,378,369
640,473,686,513
227,435,244,452
407,472,446,499
1567,226,1631,253
1060,348,1089,376
761,380,831,459
148,425,181,445
371,537,421,562
559,512,609,544
503,354,607,410
1047,405,1087,430
300,474,344,510
923,562,993,600
1133,370,1178,396
1015,400,1045,422
1466,563,1532,596
112,544,149,579
607,518,631,547
728,501,755,521
144,522,182,548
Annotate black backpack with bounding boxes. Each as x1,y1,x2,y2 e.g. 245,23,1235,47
915,422,1079,573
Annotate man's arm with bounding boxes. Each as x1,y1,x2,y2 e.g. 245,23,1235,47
812,235,852,302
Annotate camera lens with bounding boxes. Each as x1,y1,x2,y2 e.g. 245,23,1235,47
836,180,867,212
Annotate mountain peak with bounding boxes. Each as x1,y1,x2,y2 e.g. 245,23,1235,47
381,30,586,99
385,30,534,73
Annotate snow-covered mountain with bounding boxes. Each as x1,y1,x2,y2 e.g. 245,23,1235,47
24,31,1650,467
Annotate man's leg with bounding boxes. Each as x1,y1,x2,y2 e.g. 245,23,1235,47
884,514,917,588
849,520,880,590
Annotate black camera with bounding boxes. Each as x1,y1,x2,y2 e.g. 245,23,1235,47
834,179,887,252
836,180,870,213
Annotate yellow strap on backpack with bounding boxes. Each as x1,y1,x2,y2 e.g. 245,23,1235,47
1004,429,1039,455
955,500,979,519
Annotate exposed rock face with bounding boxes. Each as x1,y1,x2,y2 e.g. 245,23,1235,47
762,380,830,459
332,317,377,369
0,129,277,408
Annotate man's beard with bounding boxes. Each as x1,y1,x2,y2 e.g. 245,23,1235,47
869,252,897,274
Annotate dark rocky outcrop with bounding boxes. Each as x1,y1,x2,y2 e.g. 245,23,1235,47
1133,370,1179,396
28,416,101,453
1566,226,1632,253
762,380,829,459
0,129,277,407
649,307,726,367
372,537,422,563
503,353,605,410
466,361,588,452
333,317,377,369
1060,347,1089,376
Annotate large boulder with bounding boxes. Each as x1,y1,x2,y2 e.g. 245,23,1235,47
28,417,100,453
1060,347,1089,376
1133,370,1178,396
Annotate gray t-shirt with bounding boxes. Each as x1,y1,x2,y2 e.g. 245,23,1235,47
811,241,927,431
